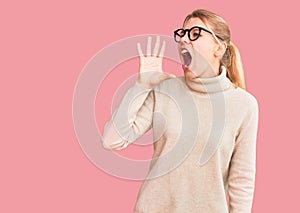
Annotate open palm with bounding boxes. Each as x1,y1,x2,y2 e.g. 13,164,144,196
137,36,175,88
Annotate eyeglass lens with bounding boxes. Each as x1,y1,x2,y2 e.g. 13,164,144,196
174,27,201,42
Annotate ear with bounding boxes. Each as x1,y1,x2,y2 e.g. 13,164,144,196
214,42,227,58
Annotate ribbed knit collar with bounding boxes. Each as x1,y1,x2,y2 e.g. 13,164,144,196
184,66,233,94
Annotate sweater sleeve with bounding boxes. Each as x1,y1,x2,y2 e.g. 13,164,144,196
101,81,155,150
228,98,259,213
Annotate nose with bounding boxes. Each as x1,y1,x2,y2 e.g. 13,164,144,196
180,33,190,44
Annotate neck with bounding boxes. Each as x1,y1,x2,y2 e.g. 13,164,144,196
184,66,233,94
194,61,221,79
197,64,220,78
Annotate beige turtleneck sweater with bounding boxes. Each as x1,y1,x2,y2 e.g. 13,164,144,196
102,67,259,213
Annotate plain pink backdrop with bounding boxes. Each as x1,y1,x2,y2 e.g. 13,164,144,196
1,0,300,212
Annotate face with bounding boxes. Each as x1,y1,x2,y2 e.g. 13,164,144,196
177,17,222,79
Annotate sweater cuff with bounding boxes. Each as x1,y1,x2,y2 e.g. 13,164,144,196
135,80,153,90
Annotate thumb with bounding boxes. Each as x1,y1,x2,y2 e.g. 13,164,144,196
158,73,176,82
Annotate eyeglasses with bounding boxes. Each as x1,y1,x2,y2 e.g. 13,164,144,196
173,26,223,43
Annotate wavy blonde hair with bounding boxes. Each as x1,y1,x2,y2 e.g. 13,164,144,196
184,9,246,89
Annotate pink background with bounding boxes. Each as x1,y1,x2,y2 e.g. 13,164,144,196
1,0,299,212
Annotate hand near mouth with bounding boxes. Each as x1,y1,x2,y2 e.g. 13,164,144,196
137,36,176,88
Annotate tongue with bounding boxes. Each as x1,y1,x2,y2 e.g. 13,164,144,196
182,52,192,66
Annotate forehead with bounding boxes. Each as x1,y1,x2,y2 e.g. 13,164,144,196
184,17,206,29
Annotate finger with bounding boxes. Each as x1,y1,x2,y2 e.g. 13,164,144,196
158,40,166,58
146,36,152,56
137,43,143,57
153,35,160,56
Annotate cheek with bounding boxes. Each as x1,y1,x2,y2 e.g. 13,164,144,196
192,41,214,59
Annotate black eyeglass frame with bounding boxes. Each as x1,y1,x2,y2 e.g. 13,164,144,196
173,26,223,43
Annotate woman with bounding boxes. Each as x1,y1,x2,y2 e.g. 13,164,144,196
102,9,259,213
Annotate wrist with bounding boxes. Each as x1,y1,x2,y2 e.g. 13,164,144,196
135,79,153,90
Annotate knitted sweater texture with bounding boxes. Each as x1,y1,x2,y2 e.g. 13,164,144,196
102,68,259,213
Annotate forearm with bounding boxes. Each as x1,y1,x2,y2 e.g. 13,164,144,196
102,82,154,150
102,36,174,150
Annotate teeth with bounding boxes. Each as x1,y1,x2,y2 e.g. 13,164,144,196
181,49,188,54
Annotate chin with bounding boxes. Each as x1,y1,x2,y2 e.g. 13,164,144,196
182,65,197,79
185,72,196,79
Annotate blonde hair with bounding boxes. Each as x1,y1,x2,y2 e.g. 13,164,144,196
184,9,246,89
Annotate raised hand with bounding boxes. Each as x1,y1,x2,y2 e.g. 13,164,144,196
137,36,176,88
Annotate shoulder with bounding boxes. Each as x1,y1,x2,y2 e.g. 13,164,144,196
226,87,259,132
230,87,259,112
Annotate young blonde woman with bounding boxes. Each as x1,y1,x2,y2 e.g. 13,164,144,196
102,9,259,213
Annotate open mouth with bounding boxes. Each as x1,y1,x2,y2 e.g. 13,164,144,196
181,49,192,67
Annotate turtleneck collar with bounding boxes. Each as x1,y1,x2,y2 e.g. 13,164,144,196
184,66,233,94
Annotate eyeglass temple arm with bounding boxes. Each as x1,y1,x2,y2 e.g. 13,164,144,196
200,27,223,41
